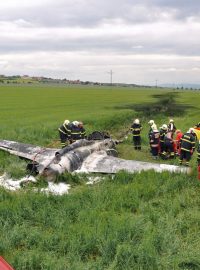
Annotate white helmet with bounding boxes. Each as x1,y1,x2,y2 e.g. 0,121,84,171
64,119,70,125
188,128,195,134
148,120,154,125
162,124,168,130
169,119,174,123
134,118,140,124
72,121,79,127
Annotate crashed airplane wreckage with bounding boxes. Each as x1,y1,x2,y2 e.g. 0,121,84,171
0,132,190,180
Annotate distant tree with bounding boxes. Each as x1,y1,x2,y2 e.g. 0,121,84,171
116,92,194,117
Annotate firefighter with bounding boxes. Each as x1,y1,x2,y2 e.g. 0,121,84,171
150,128,160,159
148,120,157,140
194,122,200,140
179,128,196,166
168,119,176,135
162,130,175,159
197,140,200,165
70,121,86,143
78,121,86,139
58,119,71,148
69,121,79,143
159,124,168,154
197,140,200,180
174,129,183,155
130,119,142,150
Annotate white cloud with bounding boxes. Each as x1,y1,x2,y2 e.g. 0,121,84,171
0,0,51,8
1,51,200,85
0,0,200,84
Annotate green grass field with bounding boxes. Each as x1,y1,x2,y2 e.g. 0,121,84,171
0,84,200,269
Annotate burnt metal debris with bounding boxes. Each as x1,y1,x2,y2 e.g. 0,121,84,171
0,134,190,181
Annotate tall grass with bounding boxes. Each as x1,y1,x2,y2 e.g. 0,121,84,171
1,171,200,269
1,85,200,269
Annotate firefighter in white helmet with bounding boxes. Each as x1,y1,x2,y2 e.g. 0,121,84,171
70,121,86,143
130,118,142,150
58,119,71,148
150,128,160,159
162,128,175,159
159,124,168,154
168,119,176,135
179,128,196,166
148,120,157,141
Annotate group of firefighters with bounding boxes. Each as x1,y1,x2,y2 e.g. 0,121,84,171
58,118,200,168
130,118,200,167
58,120,86,148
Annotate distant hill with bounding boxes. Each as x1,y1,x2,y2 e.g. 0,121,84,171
0,74,141,87
1,74,200,89
161,83,200,89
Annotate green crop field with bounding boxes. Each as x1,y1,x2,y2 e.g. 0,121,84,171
0,84,200,269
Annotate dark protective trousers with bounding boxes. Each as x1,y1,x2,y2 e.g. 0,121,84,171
160,142,165,153
179,150,192,166
59,131,68,148
151,146,159,156
164,141,174,154
133,136,141,150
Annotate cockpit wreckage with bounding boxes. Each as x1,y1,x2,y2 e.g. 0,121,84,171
0,131,190,181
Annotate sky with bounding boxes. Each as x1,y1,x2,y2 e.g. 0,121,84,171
0,0,200,85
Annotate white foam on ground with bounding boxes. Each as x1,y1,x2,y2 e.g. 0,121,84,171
0,171,104,195
0,173,70,195
0,173,37,191
86,176,103,185
40,182,71,195
73,169,105,185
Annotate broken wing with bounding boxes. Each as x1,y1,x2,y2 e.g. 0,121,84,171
0,139,58,163
80,152,190,174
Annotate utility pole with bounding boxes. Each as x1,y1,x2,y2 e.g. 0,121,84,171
155,79,158,88
108,70,113,85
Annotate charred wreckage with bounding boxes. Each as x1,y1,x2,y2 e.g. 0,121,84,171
0,132,190,182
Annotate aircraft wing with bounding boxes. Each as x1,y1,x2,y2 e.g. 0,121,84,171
80,152,189,174
0,140,58,163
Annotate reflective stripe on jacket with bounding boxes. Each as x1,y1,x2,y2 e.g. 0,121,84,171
197,145,200,161
58,123,71,137
130,123,142,136
150,131,160,147
71,126,86,140
180,133,195,152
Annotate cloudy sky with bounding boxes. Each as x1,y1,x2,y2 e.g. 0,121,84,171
0,0,200,85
